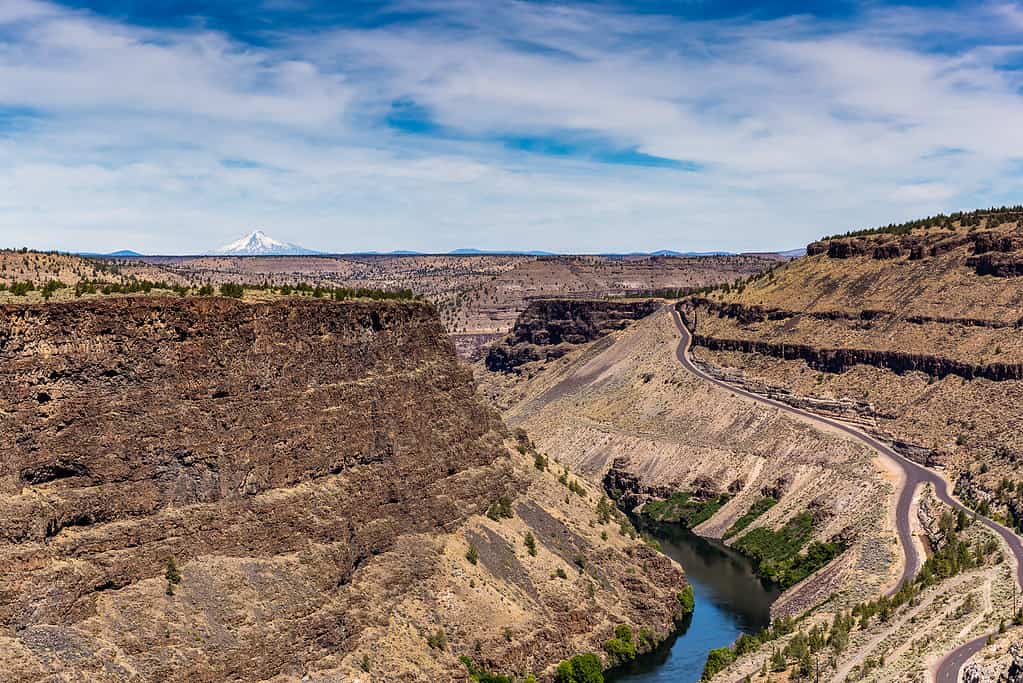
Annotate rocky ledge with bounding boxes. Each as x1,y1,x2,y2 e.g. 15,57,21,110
689,333,1023,382
684,296,1021,330
806,226,1023,276
486,298,661,373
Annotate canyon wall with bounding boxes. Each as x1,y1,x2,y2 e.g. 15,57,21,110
684,217,1023,524
0,296,685,681
485,298,661,373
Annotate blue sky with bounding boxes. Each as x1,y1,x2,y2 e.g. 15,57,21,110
2,0,1023,254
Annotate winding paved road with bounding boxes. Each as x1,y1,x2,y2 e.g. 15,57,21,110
669,309,1023,682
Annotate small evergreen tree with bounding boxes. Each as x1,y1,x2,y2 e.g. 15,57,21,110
771,647,787,672
524,532,537,556
164,557,181,596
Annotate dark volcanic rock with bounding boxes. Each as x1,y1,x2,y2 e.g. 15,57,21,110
970,230,1023,254
486,299,661,372
827,239,870,259
967,253,1023,276
689,333,1023,382
684,297,1015,330
809,228,1022,263
0,297,514,679
677,299,1023,382
0,296,689,682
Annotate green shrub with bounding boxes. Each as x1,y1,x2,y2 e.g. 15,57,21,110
676,585,695,616
567,479,587,497
554,653,603,683
603,625,636,665
644,492,729,527
770,647,787,672
733,633,760,656
723,497,777,539
524,532,537,556
642,534,662,552
41,280,65,300
9,281,34,296
466,545,479,565
219,282,244,298
487,496,514,521
165,557,182,585
426,629,447,650
534,452,548,471
701,647,736,680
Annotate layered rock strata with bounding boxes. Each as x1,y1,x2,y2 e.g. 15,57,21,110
0,296,686,681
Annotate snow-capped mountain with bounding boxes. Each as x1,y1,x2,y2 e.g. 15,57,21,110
211,230,321,256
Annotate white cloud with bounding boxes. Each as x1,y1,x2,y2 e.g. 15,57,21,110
1,0,1023,254
0,5,351,126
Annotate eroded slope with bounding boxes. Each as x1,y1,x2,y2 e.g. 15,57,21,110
483,308,899,616
0,297,685,681
682,214,1023,529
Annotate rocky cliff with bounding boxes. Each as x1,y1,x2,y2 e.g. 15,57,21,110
485,298,661,373
0,296,686,681
688,331,1023,382
683,213,1023,521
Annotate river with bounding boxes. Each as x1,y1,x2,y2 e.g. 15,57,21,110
606,521,780,683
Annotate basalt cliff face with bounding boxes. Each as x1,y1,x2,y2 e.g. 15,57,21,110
0,297,686,682
684,215,1023,525
485,299,661,373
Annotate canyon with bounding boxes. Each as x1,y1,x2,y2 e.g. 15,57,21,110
476,209,1023,682
5,208,1023,682
0,296,687,681
0,249,779,360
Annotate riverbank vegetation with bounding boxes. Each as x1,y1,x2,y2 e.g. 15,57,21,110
554,653,604,682
731,512,846,589
643,492,730,527
603,624,659,667
723,497,778,539
702,506,1007,681
677,585,695,616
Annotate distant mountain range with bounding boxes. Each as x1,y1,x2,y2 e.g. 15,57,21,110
446,248,559,256
77,249,144,258
74,234,806,259
360,248,737,256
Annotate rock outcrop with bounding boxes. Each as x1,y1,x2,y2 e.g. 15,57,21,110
687,215,1023,556
684,297,1020,330
963,643,1023,683
688,332,1023,382
486,298,661,373
806,222,1023,275
967,253,1023,277
0,296,687,681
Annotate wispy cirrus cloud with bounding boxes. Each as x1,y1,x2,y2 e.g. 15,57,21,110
1,0,1023,254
